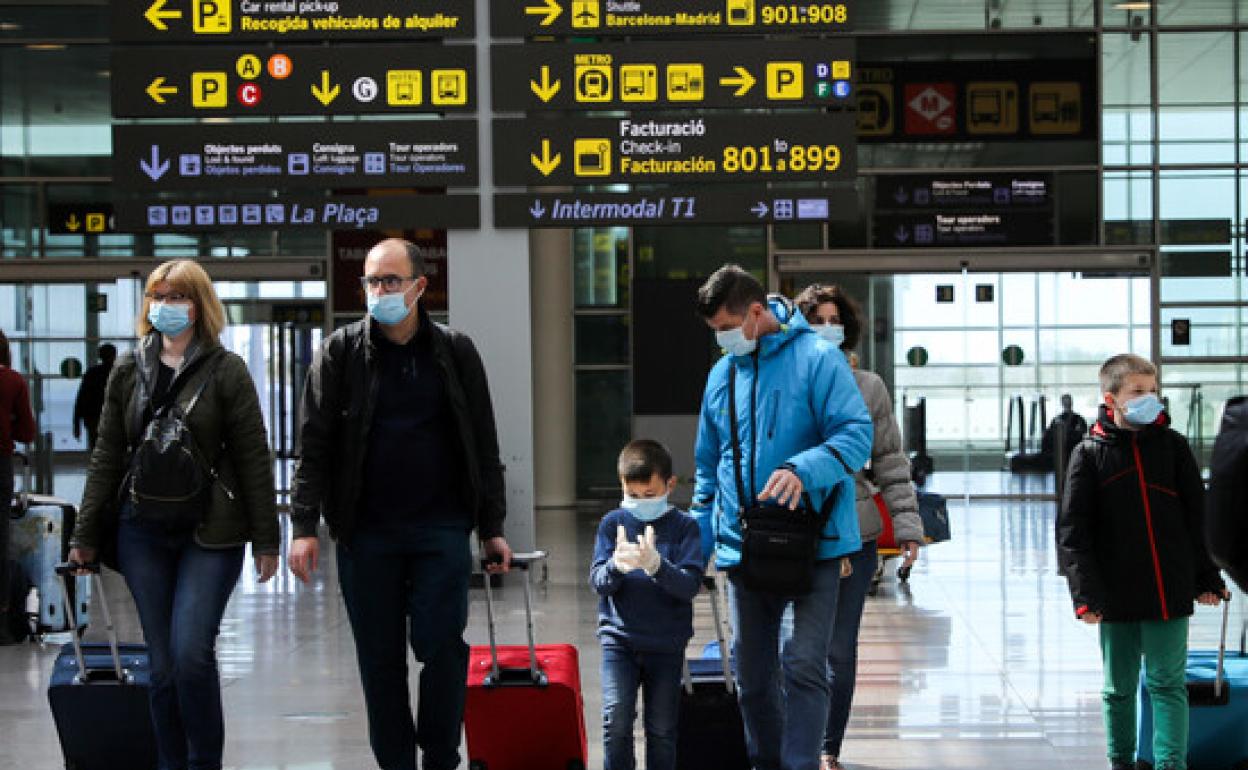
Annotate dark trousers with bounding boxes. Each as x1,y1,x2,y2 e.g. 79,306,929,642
118,516,244,770
0,453,14,611
337,525,472,770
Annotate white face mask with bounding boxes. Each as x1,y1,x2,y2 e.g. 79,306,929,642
715,312,758,357
815,323,845,347
621,495,669,522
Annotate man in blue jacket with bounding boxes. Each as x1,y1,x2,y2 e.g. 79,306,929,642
693,264,873,770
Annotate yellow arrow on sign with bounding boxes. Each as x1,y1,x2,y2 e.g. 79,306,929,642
65,214,81,232
719,66,756,97
146,76,178,104
530,139,562,176
311,70,340,106
144,0,182,31
524,0,563,26
530,66,561,102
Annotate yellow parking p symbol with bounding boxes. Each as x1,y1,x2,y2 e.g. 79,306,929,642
192,0,232,34
766,62,803,100
192,72,229,108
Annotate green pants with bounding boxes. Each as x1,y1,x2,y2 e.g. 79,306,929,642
1099,618,1189,770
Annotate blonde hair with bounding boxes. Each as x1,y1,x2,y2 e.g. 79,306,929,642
136,259,227,341
1099,353,1157,394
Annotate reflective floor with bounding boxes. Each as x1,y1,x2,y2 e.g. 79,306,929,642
3,484,1243,770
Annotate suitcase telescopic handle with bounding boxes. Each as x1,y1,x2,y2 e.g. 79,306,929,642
480,550,548,688
683,572,735,696
1216,596,1231,700
56,562,130,686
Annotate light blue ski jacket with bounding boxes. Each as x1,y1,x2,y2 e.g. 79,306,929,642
692,299,873,567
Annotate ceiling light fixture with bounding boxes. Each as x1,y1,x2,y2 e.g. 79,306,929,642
0,22,21,31
25,43,67,51
1113,2,1153,9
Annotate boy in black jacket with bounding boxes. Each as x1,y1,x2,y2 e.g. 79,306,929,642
1058,353,1226,770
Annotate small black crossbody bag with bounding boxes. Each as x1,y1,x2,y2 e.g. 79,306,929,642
727,363,832,596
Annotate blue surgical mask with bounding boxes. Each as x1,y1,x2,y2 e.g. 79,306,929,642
716,313,758,357
148,302,191,337
1122,393,1163,426
816,323,845,347
367,290,414,325
621,495,669,522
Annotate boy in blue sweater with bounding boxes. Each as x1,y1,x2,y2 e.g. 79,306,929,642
590,439,705,770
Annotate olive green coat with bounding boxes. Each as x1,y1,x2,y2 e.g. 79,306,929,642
71,333,279,554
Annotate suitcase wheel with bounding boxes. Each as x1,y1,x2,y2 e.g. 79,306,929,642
469,762,486,770
567,762,585,770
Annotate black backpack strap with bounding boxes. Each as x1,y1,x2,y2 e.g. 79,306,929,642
182,353,223,416
727,363,750,513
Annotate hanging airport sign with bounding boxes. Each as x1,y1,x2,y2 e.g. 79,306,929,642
854,60,1095,143
491,39,853,111
875,174,1052,211
47,203,116,235
112,0,473,42
112,45,475,117
493,113,856,186
491,0,852,37
113,120,478,191
874,211,1054,248
495,186,857,227
114,194,480,231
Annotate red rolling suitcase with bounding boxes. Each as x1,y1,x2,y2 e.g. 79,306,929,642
464,551,587,770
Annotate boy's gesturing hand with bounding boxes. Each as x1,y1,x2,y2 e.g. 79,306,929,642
638,525,661,576
613,525,643,573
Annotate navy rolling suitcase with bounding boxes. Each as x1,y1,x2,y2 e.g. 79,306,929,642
675,575,750,770
1138,601,1248,770
47,564,158,770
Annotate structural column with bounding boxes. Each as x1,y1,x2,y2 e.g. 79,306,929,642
530,227,576,510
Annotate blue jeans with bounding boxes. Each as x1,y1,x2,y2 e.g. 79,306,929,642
823,540,878,757
729,558,842,770
337,525,471,770
117,517,244,770
601,645,683,770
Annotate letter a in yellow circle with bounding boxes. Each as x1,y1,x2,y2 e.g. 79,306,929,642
236,54,262,80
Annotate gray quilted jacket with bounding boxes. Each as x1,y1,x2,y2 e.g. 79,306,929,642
854,369,924,545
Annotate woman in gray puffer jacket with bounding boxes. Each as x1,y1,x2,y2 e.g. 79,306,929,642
794,284,925,770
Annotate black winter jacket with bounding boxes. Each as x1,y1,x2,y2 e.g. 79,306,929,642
1207,396,1248,593
290,308,506,544
1057,406,1223,622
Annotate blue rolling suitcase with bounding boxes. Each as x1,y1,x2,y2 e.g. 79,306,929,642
47,564,158,770
676,575,749,770
9,491,90,634
1139,602,1248,770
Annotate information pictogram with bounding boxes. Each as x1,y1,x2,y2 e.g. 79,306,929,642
1029,82,1081,134
966,81,1018,135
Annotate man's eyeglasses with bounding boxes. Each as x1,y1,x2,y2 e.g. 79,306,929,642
145,291,189,303
360,275,416,292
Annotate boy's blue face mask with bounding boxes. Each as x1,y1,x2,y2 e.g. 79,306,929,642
621,495,669,522
1122,393,1163,426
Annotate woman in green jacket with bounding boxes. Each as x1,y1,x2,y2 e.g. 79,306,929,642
69,258,278,770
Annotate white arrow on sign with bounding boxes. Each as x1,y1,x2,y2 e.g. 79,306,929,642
529,200,547,219
139,145,170,180
751,201,769,218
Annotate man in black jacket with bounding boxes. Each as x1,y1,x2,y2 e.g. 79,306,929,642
1207,396,1248,592
72,342,115,450
289,238,512,770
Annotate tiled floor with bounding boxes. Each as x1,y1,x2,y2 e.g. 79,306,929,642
3,483,1244,770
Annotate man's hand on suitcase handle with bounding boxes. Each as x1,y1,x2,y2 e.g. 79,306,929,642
1198,589,1232,606
65,548,98,576
481,536,513,574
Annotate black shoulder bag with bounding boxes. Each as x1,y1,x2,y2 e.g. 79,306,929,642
728,362,831,596
127,355,225,532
